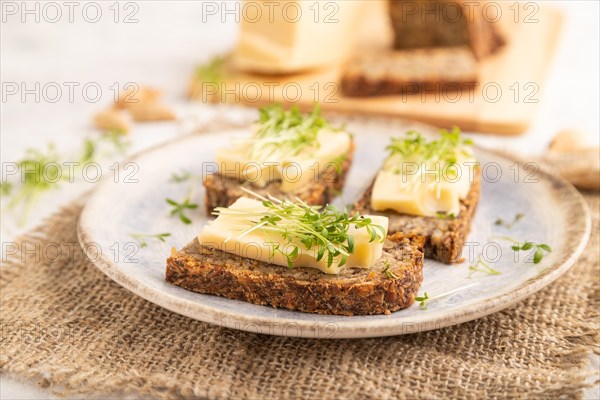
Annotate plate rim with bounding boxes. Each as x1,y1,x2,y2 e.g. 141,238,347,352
77,129,592,339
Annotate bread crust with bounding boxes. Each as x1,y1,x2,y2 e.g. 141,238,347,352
354,168,481,264
203,142,355,214
166,233,425,316
341,47,479,97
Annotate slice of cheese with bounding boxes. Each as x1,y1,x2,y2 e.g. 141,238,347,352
216,128,351,192
371,161,475,217
198,197,388,274
233,1,366,74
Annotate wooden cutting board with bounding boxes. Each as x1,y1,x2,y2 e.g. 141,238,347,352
190,2,563,135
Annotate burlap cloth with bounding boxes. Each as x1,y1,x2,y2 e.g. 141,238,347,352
1,192,598,399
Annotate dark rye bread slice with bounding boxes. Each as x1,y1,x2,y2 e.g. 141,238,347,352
341,47,479,97
355,169,481,264
203,142,355,214
166,233,425,316
389,0,505,60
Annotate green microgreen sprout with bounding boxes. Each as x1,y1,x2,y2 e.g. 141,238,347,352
468,256,501,278
166,189,198,225
169,170,193,183
80,130,130,164
494,213,524,229
436,212,456,220
0,182,12,196
130,233,171,248
415,292,430,309
511,241,552,264
382,260,397,279
414,283,480,311
195,56,225,85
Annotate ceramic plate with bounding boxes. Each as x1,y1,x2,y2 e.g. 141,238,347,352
78,120,591,339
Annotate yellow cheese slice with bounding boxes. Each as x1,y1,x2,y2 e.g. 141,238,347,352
198,197,388,274
371,161,475,217
216,128,351,192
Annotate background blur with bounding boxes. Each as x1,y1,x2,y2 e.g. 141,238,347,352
2,1,598,157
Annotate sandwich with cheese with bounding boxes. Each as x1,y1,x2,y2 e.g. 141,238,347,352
203,104,354,214
166,190,424,315
354,128,480,264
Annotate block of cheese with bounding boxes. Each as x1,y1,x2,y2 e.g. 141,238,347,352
233,1,366,73
198,197,388,274
216,128,352,192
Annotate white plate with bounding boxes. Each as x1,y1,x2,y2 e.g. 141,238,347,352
78,121,591,339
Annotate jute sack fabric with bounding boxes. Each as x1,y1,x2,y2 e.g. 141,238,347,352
1,193,598,399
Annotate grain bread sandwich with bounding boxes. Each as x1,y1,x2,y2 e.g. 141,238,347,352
204,104,354,214
354,128,480,264
341,47,479,97
166,193,425,316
